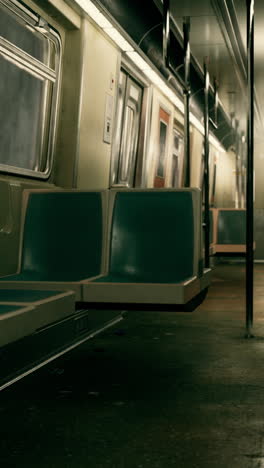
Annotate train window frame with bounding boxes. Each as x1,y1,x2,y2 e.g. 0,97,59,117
153,105,171,188
0,0,61,179
119,104,135,181
156,120,167,178
110,68,143,187
171,124,184,188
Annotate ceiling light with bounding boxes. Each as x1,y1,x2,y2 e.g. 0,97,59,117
104,29,134,52
74,0,112,28
209,134,225,153
126,51,151,71
143,69,163,86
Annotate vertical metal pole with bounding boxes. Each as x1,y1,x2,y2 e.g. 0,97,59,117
184,91,191,187
211,163,217,208
213,78,218,126
163,7,191,187
163,0,170,65
203,61,210,269
246,0,254,337
235,119,241,208
183,17,191,187
241,133,246,208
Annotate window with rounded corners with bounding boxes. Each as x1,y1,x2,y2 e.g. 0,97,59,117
171,128,184,188
111,70,143,187
0,0,61,178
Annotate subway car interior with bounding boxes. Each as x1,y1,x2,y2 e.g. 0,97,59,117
0,0,264,466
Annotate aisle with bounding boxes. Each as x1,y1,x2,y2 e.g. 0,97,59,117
1,264,264,468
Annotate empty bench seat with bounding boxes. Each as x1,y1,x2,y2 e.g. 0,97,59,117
209,208,216,255
81,189,211,305
0,304,35,347
0,190,107,299
214,208,248,254
0,289,75,347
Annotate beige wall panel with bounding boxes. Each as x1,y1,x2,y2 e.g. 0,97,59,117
190,127,204,188
33,0,81,28
27,0,72,31
254,141,264,209
214,149,236,207
144,88,174,188
76,20,119,189
174,108,184,127
254,141,264,259
55,27,82,187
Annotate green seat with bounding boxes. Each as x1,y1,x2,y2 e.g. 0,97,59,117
217,210,246,244
0,302,35,347
0,304,26,315
82,189,211,305
0,289,75,347
215,209,247,254
0,190,106,299
0,289,65,301
98,191,194,283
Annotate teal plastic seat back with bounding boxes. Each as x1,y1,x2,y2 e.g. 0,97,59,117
108,191,194,283
0,305,25,315
217,210,246,244
21,192,103,280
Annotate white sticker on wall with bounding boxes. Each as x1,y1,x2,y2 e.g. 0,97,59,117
103,93,113,144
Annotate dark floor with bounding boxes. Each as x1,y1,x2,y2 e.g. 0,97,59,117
1,263,264,467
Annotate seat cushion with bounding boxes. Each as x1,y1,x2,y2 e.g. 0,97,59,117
217,210,246,244
3,191,104,281
107,191,195,283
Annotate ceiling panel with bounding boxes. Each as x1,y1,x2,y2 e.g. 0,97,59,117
170,0,214,17
188,16,225,46
170,0,249,137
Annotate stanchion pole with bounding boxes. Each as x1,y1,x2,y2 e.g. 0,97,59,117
162,3,191,186
203,61,210,269
183,17,191,187
245,0,254,338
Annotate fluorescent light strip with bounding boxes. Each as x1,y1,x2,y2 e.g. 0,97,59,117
209,134,226,153
74,1,134,50
104,28,134,51
126,51,151,71
74,0,226,153
74,0,112,27
140,68,225,153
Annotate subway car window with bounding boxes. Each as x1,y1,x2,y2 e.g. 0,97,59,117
171,128,184,188
119,106,134,181
154,107,170,188
111,71,126,184
209,151,217,206
111,70,142,187
157,122,167,178
211,157,217,206
0,0,60,178
0,6,51,64
200,147,205,189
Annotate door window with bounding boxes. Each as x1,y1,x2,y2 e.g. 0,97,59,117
111,70,142,187
171,128,184,187
154,107,170,188
157,121,167,178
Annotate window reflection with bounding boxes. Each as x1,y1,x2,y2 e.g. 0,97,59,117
157,121,167,178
